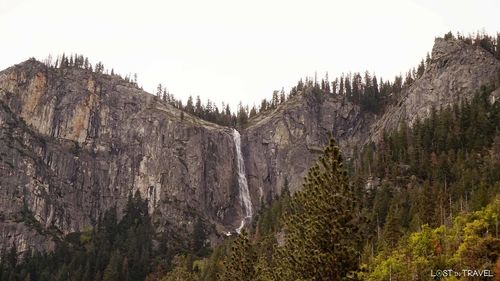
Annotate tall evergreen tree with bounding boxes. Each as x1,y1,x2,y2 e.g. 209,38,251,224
219,230,256,281
339,76,344,96
495,33,500,59
275,138,362,281
195,96,203,117
156,84,163,98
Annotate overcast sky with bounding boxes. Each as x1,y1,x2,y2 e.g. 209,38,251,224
0,0,498,108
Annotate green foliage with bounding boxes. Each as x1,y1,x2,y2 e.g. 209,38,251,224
1,193,173,281
360,198,500,280
176,139,363,281
255,179,290,237
218,230,256,281
353,85,500,279
353,87,500,247
160,266,199,281
455,31,500,57
191,217,208,256
274,139,362,280
199,242,229,281
19,43,500,280
159,256,201,281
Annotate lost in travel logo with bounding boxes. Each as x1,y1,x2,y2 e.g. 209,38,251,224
431,269,494,279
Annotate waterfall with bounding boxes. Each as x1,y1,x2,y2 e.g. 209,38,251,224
232,129,253,234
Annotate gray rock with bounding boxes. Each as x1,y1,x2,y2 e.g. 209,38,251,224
368,38,500,143
0,37,498,255
0,62,242,253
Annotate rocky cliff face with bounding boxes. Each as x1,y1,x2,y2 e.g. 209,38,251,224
0,37,498,255
242,38,499,203
242,91,370,205
369,38,500,142
0,62,246,253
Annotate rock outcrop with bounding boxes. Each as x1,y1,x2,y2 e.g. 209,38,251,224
369,38,500,142
242,38,499,203
243,91,370,205
0,37,498,255
240,38,500,203
0,62,245,253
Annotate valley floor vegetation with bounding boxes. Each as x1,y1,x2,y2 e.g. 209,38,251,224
1,31,499,281
1,81,499,281
159,84,500,281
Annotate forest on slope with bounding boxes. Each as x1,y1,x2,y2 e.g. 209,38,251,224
157,81,500,281
1,32,499,281
4,75,497,281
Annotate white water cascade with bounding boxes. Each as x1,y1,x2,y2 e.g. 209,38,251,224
232,129,253,234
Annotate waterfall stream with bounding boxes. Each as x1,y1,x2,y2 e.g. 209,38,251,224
232,129,253,234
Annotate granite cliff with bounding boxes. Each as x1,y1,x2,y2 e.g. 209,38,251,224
0,37,498,255
0,63,240,253
242,37,500,207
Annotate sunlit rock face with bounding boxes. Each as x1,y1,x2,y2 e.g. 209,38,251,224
0,61,243,254
0,36,498,255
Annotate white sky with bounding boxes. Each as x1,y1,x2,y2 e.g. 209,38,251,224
0,0,498,109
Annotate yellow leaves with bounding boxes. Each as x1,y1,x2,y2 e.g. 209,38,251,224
463,219,489,240
79,226,93,245
366,253,407,281
363,199,500,280
408,225,432,257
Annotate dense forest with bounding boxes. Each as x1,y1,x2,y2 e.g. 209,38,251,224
2,31,499,280
156,81,499,280
0,192,208,281
354,84,500,279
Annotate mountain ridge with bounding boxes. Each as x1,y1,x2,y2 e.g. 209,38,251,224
0,36,498,255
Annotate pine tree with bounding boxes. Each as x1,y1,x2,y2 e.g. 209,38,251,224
271,91,279,109
259,99,268,112
419,181,437,227
191,218,206,253
185,96,194,113
495,33,500,59
103,251,121,281
382,204,402,248
352,72,362,102
195,96,203,117
444,31,454,40
392,75,402,94
344,75,352,98
162,89,167,102
161,266,199,281
237,102,248,127
95,62,104,73
83,58,89,69
332,78,338,95
279,88,286,104
219,230,256,281
417,59,425,77
249,106,257,118
275,138,361,281
425,52,431,68
156,84,163,99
